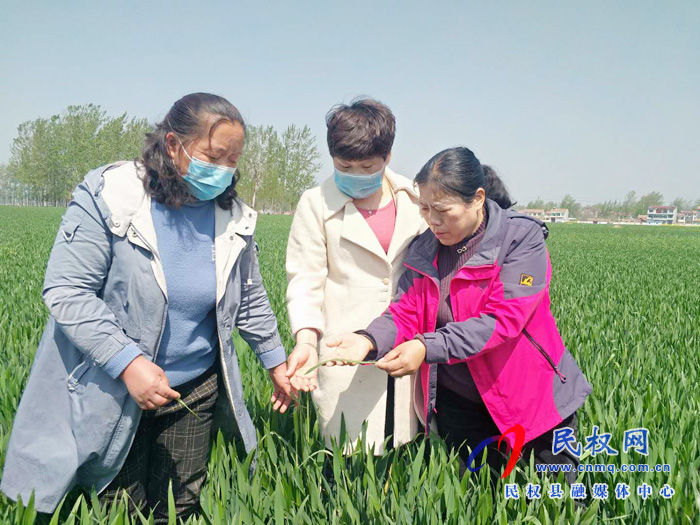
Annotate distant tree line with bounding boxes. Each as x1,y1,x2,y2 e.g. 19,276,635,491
236,124,321,213
0,104,320,212
525,191,700,221
0,104,150,206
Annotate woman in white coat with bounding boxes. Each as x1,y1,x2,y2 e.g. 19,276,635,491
285,98,425,453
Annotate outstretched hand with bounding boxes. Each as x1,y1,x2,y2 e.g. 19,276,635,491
269,362,298,413
323,333,374,366
286,342,319,392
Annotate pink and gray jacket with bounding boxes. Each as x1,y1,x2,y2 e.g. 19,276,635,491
366,199,592,444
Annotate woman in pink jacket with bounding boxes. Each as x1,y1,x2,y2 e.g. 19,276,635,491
327,147,591,480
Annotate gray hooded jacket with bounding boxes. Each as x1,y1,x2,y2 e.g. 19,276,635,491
0,161,285,513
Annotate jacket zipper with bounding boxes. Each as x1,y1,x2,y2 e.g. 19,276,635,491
133,222,243,426
98,224,170,491
66,358,89,386
216,245,241,430
130,222,241,425
523,329,567,383
404,262,440,433
217,318,239,423
219,237,259,427
247,239,255,285
215,234,247,426
129,224,168,361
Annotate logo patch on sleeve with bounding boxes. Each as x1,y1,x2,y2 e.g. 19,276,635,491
519,274,534,287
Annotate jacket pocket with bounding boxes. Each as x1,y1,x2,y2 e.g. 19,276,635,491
454,264,498,281
451,264,498,318
66,355,92,391
523,329,567,383
121,309,142,343
105,292,142,343
59,208,84,244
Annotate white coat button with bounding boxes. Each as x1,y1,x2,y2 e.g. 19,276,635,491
113,220,120,227
382,278,390,285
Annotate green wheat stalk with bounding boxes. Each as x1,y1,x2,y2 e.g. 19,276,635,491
304,359,378,375
176,397,202,420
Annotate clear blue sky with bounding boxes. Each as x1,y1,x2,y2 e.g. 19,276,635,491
1,1,698,205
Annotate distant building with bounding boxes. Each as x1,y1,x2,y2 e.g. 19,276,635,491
518,209,545,219
647,206,677,224
545,208,570,223
637,214,648,224
677,210,698,224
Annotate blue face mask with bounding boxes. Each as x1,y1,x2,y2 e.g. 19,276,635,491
177,139,236,201
334,167,385,199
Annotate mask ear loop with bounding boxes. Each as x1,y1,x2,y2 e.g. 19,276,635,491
165,117,189,172
174,135,194,162
385,167,396,204
167,118,237,177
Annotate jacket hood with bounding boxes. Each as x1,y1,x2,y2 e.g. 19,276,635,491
92,161,257,238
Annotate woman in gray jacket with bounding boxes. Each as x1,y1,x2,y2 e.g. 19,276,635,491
0,93,294,521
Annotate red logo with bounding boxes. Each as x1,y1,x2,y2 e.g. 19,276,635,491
465,424,526,478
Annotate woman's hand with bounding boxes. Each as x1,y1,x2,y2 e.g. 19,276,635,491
323,333,374,366
269,362,298,413
121,356,181,410
376,339,427,377
286,342,319,392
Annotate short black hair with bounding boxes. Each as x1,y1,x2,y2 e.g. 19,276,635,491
326,97,395,160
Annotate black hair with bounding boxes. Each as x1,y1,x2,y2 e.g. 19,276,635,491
414,147,514,209
140,92,245,209
326,97,395,160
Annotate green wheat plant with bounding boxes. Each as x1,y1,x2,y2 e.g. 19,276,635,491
0,208,697,523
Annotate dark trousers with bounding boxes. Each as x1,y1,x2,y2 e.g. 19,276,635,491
436,389,579,485
384,375,395,449
99,362,219,523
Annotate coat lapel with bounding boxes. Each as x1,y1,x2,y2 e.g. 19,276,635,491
326,167,422,264
214,200,256,304
98,161,257,303
340,201,388,261
386,187,424,263
129,195,168,299
99,162,169,298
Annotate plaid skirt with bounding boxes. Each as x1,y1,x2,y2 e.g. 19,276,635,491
99,360,220,523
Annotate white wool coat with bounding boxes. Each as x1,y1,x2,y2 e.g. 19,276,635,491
286,168,427,453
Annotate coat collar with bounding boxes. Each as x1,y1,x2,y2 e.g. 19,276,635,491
97,161,257,303
99,161,257,242
320,168,423,263
320,167,418,218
